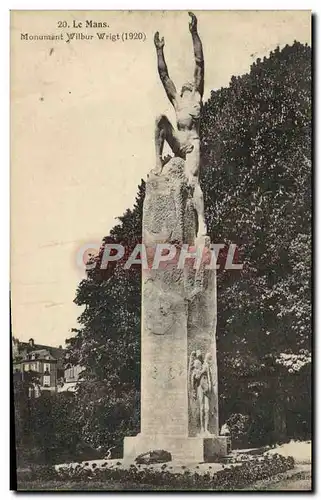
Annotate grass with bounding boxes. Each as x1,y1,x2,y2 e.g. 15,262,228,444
16,453,298,491
18,480,157,491
240,465,312,491
17,480,232,491
19,472,312,492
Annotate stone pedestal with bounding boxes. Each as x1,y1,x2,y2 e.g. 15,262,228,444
123,158,228,462
124,435,230,463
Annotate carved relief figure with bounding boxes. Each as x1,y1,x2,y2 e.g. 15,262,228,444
189,350,214,436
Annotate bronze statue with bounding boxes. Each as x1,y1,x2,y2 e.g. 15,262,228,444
153,12,207,238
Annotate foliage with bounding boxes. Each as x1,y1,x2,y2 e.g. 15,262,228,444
64,182,145,451
13,370,41,460
14,389,98,466
225,413,251,446
18,453,294,490
200,41,311,442
29,393,84,464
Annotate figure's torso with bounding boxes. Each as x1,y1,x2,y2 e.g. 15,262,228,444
175,90,202,141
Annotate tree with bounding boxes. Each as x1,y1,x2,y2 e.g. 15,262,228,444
200,41,311,442
13,369,41,466
66,183,144,452
29,392,84,464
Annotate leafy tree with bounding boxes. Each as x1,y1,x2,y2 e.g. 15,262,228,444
13,369,41,466
27,392,82,464
200,41,311,442
66,183,144,452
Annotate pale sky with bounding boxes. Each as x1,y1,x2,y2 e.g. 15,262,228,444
11,10,311,347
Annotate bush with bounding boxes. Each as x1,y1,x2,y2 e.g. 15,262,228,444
18,453,294,490
226,413,251,447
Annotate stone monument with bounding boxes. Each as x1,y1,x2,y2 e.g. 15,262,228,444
124,12,229,462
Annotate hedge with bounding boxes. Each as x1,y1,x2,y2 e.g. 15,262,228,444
18,453,294,490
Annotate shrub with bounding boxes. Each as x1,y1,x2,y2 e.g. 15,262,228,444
226,413,251,447
19,453,294,490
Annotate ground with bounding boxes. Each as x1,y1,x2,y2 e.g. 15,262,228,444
264,440,311,464
17,466,312,492
17,440,312,491
244,464,312,491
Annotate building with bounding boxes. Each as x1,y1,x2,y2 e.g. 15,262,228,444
12,337,82,396
58,363,84,393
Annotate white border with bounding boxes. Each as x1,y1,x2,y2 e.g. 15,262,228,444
4,1,317,499
4,1,318,9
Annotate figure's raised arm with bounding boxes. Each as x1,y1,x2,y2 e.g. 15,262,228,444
188,12,204,97
154,32,177,106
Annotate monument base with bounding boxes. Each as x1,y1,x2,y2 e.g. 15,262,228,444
124,434,231,463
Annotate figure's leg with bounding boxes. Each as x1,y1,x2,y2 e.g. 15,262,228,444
154,115,166,174
153,115,181,175
194,183,207,238
199,393,205,434
154,115,195,175
204,397,210,435
185,145,207,237
197,387,202,434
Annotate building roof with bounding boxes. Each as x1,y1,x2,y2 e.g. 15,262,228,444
12,338,65,367
27,349,57,361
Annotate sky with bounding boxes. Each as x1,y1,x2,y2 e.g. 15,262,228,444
10,10,311,347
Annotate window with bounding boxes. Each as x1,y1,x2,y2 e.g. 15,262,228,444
24,364,29,371
43,374,50,387
65,366,75,381
44,363,50,372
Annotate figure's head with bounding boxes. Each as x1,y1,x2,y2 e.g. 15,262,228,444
194,359,202,370
204,352,213,365
180,82,194,97
196,350,203,363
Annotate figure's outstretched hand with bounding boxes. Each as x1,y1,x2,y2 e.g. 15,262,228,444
188,11,198,32
154,31,165,49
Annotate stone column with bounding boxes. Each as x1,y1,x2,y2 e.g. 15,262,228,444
124,158,229,462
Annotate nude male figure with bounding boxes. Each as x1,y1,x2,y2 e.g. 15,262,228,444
153,12,207,237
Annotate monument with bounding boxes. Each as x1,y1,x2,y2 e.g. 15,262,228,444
124,12,230,462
